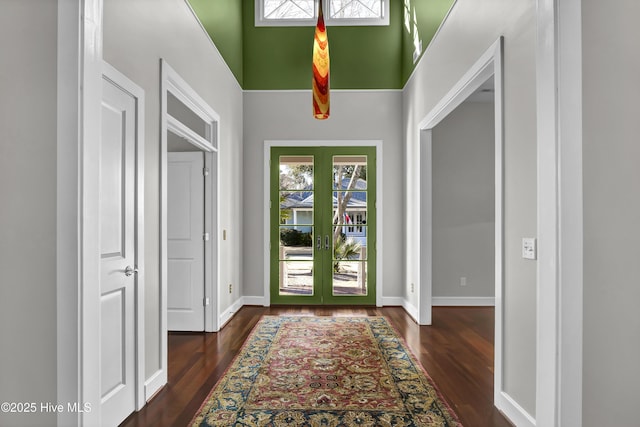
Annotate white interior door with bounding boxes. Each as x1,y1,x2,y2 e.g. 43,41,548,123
99,72,138,426
168,152,205,331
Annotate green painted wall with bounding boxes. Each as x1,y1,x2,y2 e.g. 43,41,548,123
188,0,455,90
188,0,244,85
400,0,456,84
242,0,403,90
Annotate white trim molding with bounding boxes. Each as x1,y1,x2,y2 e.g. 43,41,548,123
159,60,222,399
432,297,495,306
219,297,244,328
144,369,165,403
401,300,419,321
496,391,536,427
381,297,405,307
415,38,503,326
414,36,505,417
56,0,104,425
535,0,583,426
242,296,268,306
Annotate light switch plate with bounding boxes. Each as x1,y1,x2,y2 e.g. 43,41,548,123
522,238,537,260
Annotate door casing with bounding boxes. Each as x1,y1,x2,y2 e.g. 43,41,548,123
416,38,505,417
156,59,221,399
263,140,383,307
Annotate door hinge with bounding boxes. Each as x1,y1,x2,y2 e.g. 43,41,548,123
203,167,210,176
204,297,210,306
203,232,210,241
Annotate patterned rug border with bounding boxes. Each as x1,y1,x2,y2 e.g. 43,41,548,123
379,316,462,426
190,315,463,426
190,316,270,423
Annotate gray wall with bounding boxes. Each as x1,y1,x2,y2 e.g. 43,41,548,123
103,0,244,378
0,1,58,426
582,0,640,424
242,90,404,300
403,0,538,415
432,101,495,299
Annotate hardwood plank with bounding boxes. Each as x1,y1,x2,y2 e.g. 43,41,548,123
120,306,512,427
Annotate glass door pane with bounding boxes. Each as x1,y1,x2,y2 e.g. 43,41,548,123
278,155,315,296
331,155,369,297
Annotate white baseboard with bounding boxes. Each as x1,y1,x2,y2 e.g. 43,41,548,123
496,391,536,427
242,296,267,306
219,297,244,328
432,296,495,306
402,300,419,323
144,369,166,402
381,296,405,306
215,297,492,326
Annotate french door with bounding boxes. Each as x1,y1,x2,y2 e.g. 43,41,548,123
270,146,376,305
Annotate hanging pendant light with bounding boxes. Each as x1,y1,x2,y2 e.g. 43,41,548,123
312,0,330,120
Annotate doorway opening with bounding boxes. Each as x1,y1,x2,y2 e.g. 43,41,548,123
417,37,504,407
430,79,495,308
155,60,220,395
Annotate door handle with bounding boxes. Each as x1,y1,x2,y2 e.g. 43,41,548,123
317,235,322,250
125,265,139,277
325,235,330,251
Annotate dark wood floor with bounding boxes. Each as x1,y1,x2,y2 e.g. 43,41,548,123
121,306,512,427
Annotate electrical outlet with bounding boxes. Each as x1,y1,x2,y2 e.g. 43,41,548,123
228,284,232,294
460,277,467,286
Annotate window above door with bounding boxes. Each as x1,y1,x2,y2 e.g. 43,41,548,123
255,0,390,27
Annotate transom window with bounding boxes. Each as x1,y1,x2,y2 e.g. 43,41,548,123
256,0,389,26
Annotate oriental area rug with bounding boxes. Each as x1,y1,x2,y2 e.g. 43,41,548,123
191,316,462,426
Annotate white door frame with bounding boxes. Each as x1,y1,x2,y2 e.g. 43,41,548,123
416,37,509,418
154,59,221,398
57,0,105,425
417,37,504,323
263,140,384,307
57,1,146,423
535,0,583,425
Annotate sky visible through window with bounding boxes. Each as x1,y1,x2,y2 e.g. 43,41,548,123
262,0,384,21
330,0,381,19
264,0,314,20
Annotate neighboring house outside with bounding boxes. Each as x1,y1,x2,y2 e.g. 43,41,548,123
280,178,368,247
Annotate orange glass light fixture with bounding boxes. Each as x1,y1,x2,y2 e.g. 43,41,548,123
312,0,330,120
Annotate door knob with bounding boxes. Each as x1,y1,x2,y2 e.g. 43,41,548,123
125,265,138,277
